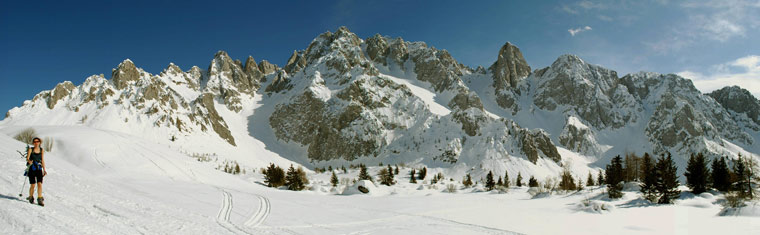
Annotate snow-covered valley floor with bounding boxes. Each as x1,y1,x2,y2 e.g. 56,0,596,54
1,126,758,235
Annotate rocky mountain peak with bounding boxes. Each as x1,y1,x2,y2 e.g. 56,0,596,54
164,63,183,75
111,59,141,89
284,50,306,74
258,60,278,75
489,42,531,89
709,86,760,126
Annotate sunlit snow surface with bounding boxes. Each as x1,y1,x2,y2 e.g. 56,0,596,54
1,127,758,235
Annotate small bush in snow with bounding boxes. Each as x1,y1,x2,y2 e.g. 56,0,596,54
43,137,54,152
528,176,539,188
723,192,746,209
445,184,457,193
14,128,36,145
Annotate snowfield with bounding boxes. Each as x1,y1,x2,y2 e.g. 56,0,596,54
1,126,758,234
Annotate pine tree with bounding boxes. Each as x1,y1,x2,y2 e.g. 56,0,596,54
598,169,605,185
463,173,473,187
503,170,510,188
516,172,523,187
685,153,710,194
732,154,756,199
639,153,658,202
655,153,680,204
330,171,339,187
358,164,373,182
485,171,496,191
586,171,595,186
342,165,347,174
394,165,399,175
328,166,333,172
623,153,642,182
606,155,624,199
285,165,305,191
559,167,576,191
528,176,539,187
417,167,427,180
409,169,417,183
263,163,286,188
711,157,731,192
378,168,395,186
234,163,241,175
497,176,503,187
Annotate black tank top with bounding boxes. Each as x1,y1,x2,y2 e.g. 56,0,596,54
30,147,43,162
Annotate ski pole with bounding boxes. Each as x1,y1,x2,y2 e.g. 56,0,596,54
19,179,26,197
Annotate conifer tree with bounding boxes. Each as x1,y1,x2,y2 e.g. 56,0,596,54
497,176,503,187
485,171,496,191
711,157,731,192
503,170,510,188
732,154,756,199
378,168,395,186
606,155,624,199
394,165,399,175
528,176,539,187
639,153,658,201
330,171,339,187
285,164,305,191
342,165,347,174
559,168,576,191
264,163,286,188
463,173,473,187
655,153,680,204
328,166,333,172
516,172,523,187
586,171,595,187
685,153,710,194
598,169,605,185
234,163,241,175
410,169,417,183
623,153,641,182
358,164,373,182
418,167,427,180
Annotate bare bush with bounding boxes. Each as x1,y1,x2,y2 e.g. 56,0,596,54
445,184,458,193
43,137,54,152
723,192,746,209
14,128,36,145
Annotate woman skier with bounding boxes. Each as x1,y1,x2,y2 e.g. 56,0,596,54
26,137,47,206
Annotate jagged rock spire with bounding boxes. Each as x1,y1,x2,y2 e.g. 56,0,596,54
489,42,530,89
111,59,140,90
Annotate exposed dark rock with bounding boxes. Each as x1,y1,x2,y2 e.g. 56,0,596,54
47,81,76,109
489,42,530,89
111,59,141,89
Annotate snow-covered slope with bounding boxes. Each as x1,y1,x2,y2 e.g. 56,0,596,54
1,127,758,234
2,26,759,182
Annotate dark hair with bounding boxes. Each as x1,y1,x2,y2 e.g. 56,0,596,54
32,137,42,143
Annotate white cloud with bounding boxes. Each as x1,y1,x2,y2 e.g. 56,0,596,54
568,26,592,36
677,55,760,97
644,0,759,52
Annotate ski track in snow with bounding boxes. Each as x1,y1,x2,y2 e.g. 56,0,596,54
216,190,254,235
243,194,271,227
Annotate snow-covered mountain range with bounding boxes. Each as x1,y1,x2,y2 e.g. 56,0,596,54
2,26,759,180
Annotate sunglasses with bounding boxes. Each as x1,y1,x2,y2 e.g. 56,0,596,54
33,140,41,143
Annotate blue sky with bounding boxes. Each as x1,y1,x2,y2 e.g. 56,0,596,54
1,0,759,117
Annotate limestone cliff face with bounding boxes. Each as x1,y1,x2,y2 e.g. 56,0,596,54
709,86,760,130
490,42,531,89
487,42,531,114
